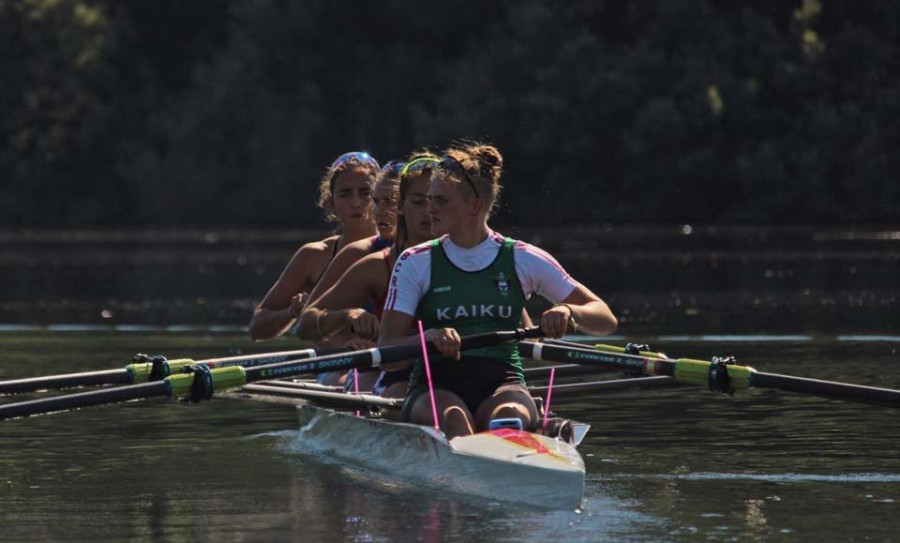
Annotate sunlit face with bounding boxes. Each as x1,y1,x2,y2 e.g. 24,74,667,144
330,168,374,230
402,174,433,245
427,174,472,237
371,180,399,240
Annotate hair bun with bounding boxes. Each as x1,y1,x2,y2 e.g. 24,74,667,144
470,145,503,184
472,145,503,170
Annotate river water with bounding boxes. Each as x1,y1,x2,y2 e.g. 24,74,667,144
0,226,898,542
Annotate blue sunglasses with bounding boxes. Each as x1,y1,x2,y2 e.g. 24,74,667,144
330,151,380,171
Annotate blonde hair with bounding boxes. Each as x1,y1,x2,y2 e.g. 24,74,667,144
443,141,503,215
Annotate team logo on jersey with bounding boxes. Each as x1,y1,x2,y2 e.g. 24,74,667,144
436,305,513,321
493,272,510,295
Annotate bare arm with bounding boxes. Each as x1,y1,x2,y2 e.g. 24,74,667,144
539,284,617,338
377,309,469,370
249,240,332,340
377,309,421,371
304,239,371,307
298,255,385,341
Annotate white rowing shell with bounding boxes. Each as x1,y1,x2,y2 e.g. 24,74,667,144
295,405,585,509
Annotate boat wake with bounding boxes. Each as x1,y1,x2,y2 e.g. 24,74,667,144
597,472,900,483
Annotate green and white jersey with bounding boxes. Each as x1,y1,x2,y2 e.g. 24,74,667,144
417,236,526,368
385,230,579,387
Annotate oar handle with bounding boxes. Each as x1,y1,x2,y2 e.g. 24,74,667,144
458,326,544,350
244,327,544,383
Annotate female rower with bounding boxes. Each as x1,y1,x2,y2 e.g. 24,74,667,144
249,151,379,341
301,160,406,312
378,142,617,439
297,153,439,396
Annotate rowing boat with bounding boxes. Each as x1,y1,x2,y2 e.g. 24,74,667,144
292,403,589,509
228,379,589,508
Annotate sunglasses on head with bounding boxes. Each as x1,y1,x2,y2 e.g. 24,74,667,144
330,151,380,171
381,160,407,177
400,157,440,179
437,156,480,198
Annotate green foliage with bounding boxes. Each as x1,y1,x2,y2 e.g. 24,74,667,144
1,0,898,226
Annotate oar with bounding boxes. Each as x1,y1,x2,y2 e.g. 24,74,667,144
520,342,900,407
541,338,667,358
238,383,402,410
523,363,608,379
529,376,681,397
0,347,348,395
0,327,543,421
524,341,682,387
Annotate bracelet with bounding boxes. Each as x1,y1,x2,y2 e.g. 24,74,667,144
315,310,328,339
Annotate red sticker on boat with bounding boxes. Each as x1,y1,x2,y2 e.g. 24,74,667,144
490,429,549,454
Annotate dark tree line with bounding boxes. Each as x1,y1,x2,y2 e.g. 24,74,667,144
2,0,898,227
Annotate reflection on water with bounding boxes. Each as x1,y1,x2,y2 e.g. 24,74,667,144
1,226,899,541
0,226,898,333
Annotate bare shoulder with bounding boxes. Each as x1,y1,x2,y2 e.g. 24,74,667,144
281,235,338,279
352,249,390,273
297,235,339,257
344,236,375,252
330,238,372,269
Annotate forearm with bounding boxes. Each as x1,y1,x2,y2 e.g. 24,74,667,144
249,307,297,340
377,324,423,372
564,300,617,336
296,308,351,341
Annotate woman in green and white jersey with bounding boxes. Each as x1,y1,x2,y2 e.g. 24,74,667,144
378,142,617,439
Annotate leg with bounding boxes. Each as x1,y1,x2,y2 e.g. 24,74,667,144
316,371,345,387
379,380,408,421
409,389,475,439
474,385,538,433
355,370,380,393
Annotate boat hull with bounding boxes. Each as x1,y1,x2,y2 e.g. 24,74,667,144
295,405,585,509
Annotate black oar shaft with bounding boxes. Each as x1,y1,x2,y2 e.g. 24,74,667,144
0,347,348,396
0,369,131,395
523,341,900,408
245,327,544,383
0,327,543,422
529,376,678,397
753,372,900,407
0,381,169,420
523,363,618,379
202,347,348,368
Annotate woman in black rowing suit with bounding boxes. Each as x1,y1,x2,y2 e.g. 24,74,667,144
249,151,379,341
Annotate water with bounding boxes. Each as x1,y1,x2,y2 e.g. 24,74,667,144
0,333,898,541
1,227,899,541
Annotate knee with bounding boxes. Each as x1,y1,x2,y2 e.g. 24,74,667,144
475,395,537,432
380,381,408,399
